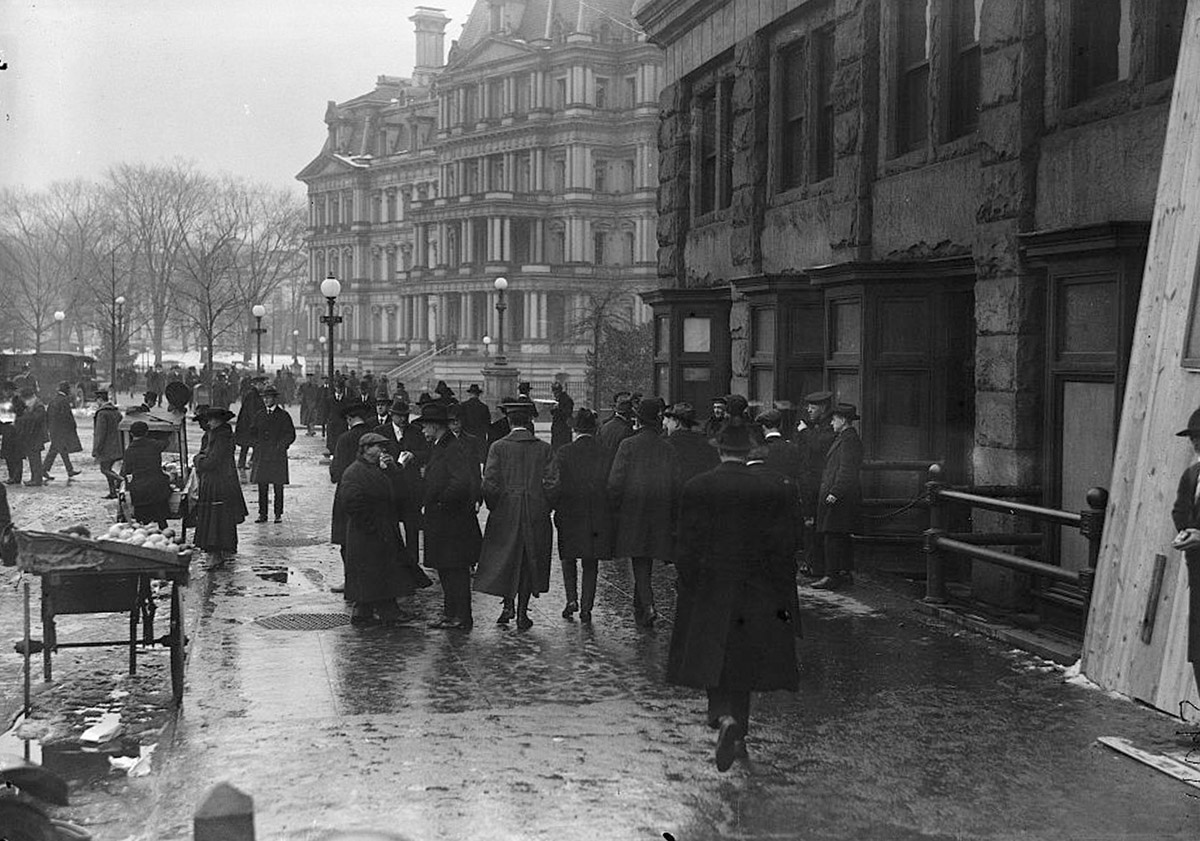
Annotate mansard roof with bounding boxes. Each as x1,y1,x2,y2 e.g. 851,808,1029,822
450,0,641,68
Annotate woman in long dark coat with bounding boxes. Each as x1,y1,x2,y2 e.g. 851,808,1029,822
474,402,553,629
192,407,247,564
418,402,482,631
336,432,432,626
545,408,612,623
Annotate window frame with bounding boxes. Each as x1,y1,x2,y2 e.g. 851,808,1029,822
690,69,734,219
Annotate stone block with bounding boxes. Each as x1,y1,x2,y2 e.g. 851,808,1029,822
827,200,859,250
975,333,1044,392
975,389,1041,449
980,47,1021,110
657,245,680,280
834,112,860,157
976,162,1030,224
974,271,1046,336
977,106,1024,165
973,223,1024,281
195,783,255,841
832,62,862,113
971,443,1041,487
980,0,1024,51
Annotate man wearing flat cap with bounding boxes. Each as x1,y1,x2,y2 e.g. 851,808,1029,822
796,390,837,576
668,417,800,772
1170,406,1200,690
813,402,863,590
249,384,296,523
608,396,681,626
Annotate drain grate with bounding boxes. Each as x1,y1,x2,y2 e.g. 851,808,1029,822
254,612,351,631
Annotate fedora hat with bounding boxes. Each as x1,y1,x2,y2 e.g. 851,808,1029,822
389,398,410,416
342,402,376,421
572,407,599,434
191,403,211,422
261,384,279,396
832,402,860,421
466,383,483,395
714,418,754,452
1177,407,1200,437
636,397,664,424
413,401,452,425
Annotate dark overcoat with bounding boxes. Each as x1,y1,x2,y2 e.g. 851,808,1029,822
298,381,318,424
336,457,432,602
192,423,248,551
545,434,613,561
0,400,24,462
763,433,803,482
796,418,836,517
667,462,800,692
598,415,634,453
235,389,265,447
324,390,354,451
458,397,492,444
18,402,48,455
92,403,124,461
421,432,482,571
123,436,172,523
473,428,553,597
45,392,81,452
374,420,426,527
249,405,296,485
816,426,864,534
608,427,681,560
666,428,719,485
1170,461,1200,663
550,391,575,451
330,422,371,485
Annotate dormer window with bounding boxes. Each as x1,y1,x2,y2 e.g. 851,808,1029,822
490,2,503,32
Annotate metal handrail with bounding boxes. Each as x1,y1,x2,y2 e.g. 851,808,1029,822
382,341,456,382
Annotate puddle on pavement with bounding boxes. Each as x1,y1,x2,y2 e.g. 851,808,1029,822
0,714,140,785
252,564,290,583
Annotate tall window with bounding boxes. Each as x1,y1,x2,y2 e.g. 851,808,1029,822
488,81,505,118
516,75,531,112
553,77,567,109
625,77,637,106
490,2,503,31
552,157,566,192
623,159,635,191
595,78,609,109
464,160,479,193
948,0,981,138
489,155,505,191
813,26,836,180
594,162,607,193
517,153,532,192
1069,0,1122,103
696,80,733,215
549,227,566,263
1155,0,1188,82
624,231,636,264
593,230,607,265
463,84,478,123
897,0,931,154
779,42,806,190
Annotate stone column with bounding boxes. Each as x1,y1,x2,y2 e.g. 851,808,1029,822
501,218,512,262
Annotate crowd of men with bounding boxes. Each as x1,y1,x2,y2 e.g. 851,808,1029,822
319,379,864,771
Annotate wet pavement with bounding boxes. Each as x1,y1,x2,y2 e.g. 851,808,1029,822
3,407,1200,839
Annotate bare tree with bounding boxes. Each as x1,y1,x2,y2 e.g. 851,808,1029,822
567,282,654,410
0,187,77,351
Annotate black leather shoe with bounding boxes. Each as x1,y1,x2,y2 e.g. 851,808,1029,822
42,474,55,481
516,612,533,630
330,584,346,594
579,611,592,624
254,517,268,524
496,606,514,624
562,600,578,619
23,480,43,487
67,470,83,477
274,516,282,523
101,493,118,500
4,479,19,485
715,716,744,772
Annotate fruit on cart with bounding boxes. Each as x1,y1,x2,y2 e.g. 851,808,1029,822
99,523,188,553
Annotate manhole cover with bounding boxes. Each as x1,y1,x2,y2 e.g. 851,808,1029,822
254,612,351,631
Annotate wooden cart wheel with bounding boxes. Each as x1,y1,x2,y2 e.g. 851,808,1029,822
169,583,185,706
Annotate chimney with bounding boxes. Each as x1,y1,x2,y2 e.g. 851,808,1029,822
411,6,450,85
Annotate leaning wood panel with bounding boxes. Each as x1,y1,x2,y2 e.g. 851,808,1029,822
1082,7,1200,716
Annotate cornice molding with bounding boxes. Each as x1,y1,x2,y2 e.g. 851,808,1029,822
634,0,731,47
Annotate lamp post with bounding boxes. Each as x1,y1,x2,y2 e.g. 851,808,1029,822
111,295,125,389
252,304,267,372
493,276,508,366
319,274,342,382
482,335,491,357
292,329,300,365
53,311,65,352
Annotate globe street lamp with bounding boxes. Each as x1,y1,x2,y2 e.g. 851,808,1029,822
53,310,65,352
493,276,508,366
482,335,491,357
252,304,267,373
292,329,300,365
319,274,342,381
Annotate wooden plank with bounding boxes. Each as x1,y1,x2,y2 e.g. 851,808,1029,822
1140,553,1168,643
1097,737,1200,790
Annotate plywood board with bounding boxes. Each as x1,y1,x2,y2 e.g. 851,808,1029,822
1097,737,1200,790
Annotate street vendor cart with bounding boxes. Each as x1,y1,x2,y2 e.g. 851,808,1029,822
117,404,192,539
15,530,191,706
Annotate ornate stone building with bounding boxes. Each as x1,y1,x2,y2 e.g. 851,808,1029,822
634,0,1187,619
297,1,663,391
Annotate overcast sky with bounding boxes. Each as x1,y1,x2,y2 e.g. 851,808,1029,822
0,0,477,195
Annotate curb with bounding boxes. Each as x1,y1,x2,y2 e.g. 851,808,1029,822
913,600,1079,665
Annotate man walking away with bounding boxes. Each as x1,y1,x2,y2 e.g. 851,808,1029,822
668,418,800,771
92,389,124,499
43,381,83,481
235,376,266,479
550,381,574,453
250,384,296,523
607,397,681,627
664,402,719,486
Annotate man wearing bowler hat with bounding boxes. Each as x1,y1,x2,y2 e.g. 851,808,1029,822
796,390,837,576
250,384,296,523
1170,407,1200,691
812,402,863,590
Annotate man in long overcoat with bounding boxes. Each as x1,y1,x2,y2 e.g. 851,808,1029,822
608,397,681,626
417,401,482,631
335,431,432,626
545,407,613,622
324,376,355,456
796,390,837,576
457,384,492,460
375,398,428,564
16,388,49,487
235,377,266,475
250,384,296,523
192,407,248,564
43,381,83,480
298,373,319,435
329,401,378,594
474,400,553,630
813,402,863,590
549,382,574,453
668,418,800,772
92,389,124,499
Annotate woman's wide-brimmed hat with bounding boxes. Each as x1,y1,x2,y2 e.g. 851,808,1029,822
1176,407,1200,436
204,407,236,424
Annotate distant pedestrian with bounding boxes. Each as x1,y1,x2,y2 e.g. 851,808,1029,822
545,408,612,623
42,381,83,481
549,381,574,453
812,402,863,590
667,418,800,772
796,390,836,577
235,376,266,477
664,402,719,485
122,420,172,529
598,396,636,452
474,400,553,630
250,385,295,523
92,389,124,499
335,431,432,626
607,397,681,627
192,407,248,565
417,401,482,631
298,373,319,435
329,402,377,594
457,384,491,460
16,388,48,487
